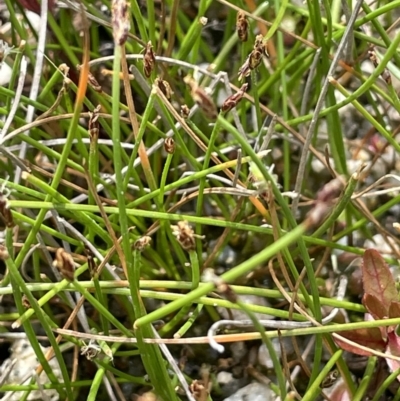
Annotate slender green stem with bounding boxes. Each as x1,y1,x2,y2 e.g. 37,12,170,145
135,223,306,328
301,350,343,401
6,256,72,399
330,78,400,153
237,299,287,399
351,357,377,401
371,366,400,401
128,248,180,401
112,45,134,274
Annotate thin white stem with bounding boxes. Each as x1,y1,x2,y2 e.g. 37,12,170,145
14,0,49,185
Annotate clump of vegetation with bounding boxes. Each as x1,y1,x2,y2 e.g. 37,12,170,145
0,0,400,400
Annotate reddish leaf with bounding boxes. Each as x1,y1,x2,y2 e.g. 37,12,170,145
16,0,55,14
389,301,400,319
363,293,387,320
363,294,389,339
334,328,386,356
362,249,398,317
387,302,400,334
385,331,400,381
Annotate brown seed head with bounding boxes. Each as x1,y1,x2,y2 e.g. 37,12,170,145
368,49,378,67
171,221,197,251
88,105,101,142
53,248,75,281
236,11,248,42
143,41,156,78
134,236,152,252
111,0,130,46
221,83,248,112
84,246,97,276
155,77,173,99
181,104,190,119
22,295,31,309
238,34,268,80
190,380,207,399
238,58,251,81
249,49,263,70
164,137,175,154
87,72,102,92
0,194,14,228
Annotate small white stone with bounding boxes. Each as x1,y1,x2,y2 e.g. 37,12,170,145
25,11,42,34
364,234,399,256
222,382,276,401
0,339,62,401
258,337,294,370
229,341,247,363
0,62,12,86
217,371,234,385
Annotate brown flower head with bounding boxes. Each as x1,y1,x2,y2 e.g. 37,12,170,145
88,105,101,142
164,137,175,154
238,34,268,81
53,248,75,281
236,11,248,42
134,236,152,252
155,77,172,99
111,0,130,46
171,221,204,251
221,83,248,112
143,41,156,78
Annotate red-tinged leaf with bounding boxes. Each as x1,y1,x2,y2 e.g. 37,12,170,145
385,331,400,381
16,0,55,14
363,293,387,320
363,295,389,339
389,301,400,319
362,249,398,316
334,328,386,356
387,301,400,333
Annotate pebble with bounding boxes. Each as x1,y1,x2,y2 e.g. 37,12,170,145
0,339,62,401
229,341,247,363
0,62,12,87
216,371,248,399
364,233,399,256
222,382,277,401
258,337,294,370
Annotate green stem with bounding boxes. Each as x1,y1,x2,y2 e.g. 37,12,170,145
134,223,306,328
301,350,343,401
